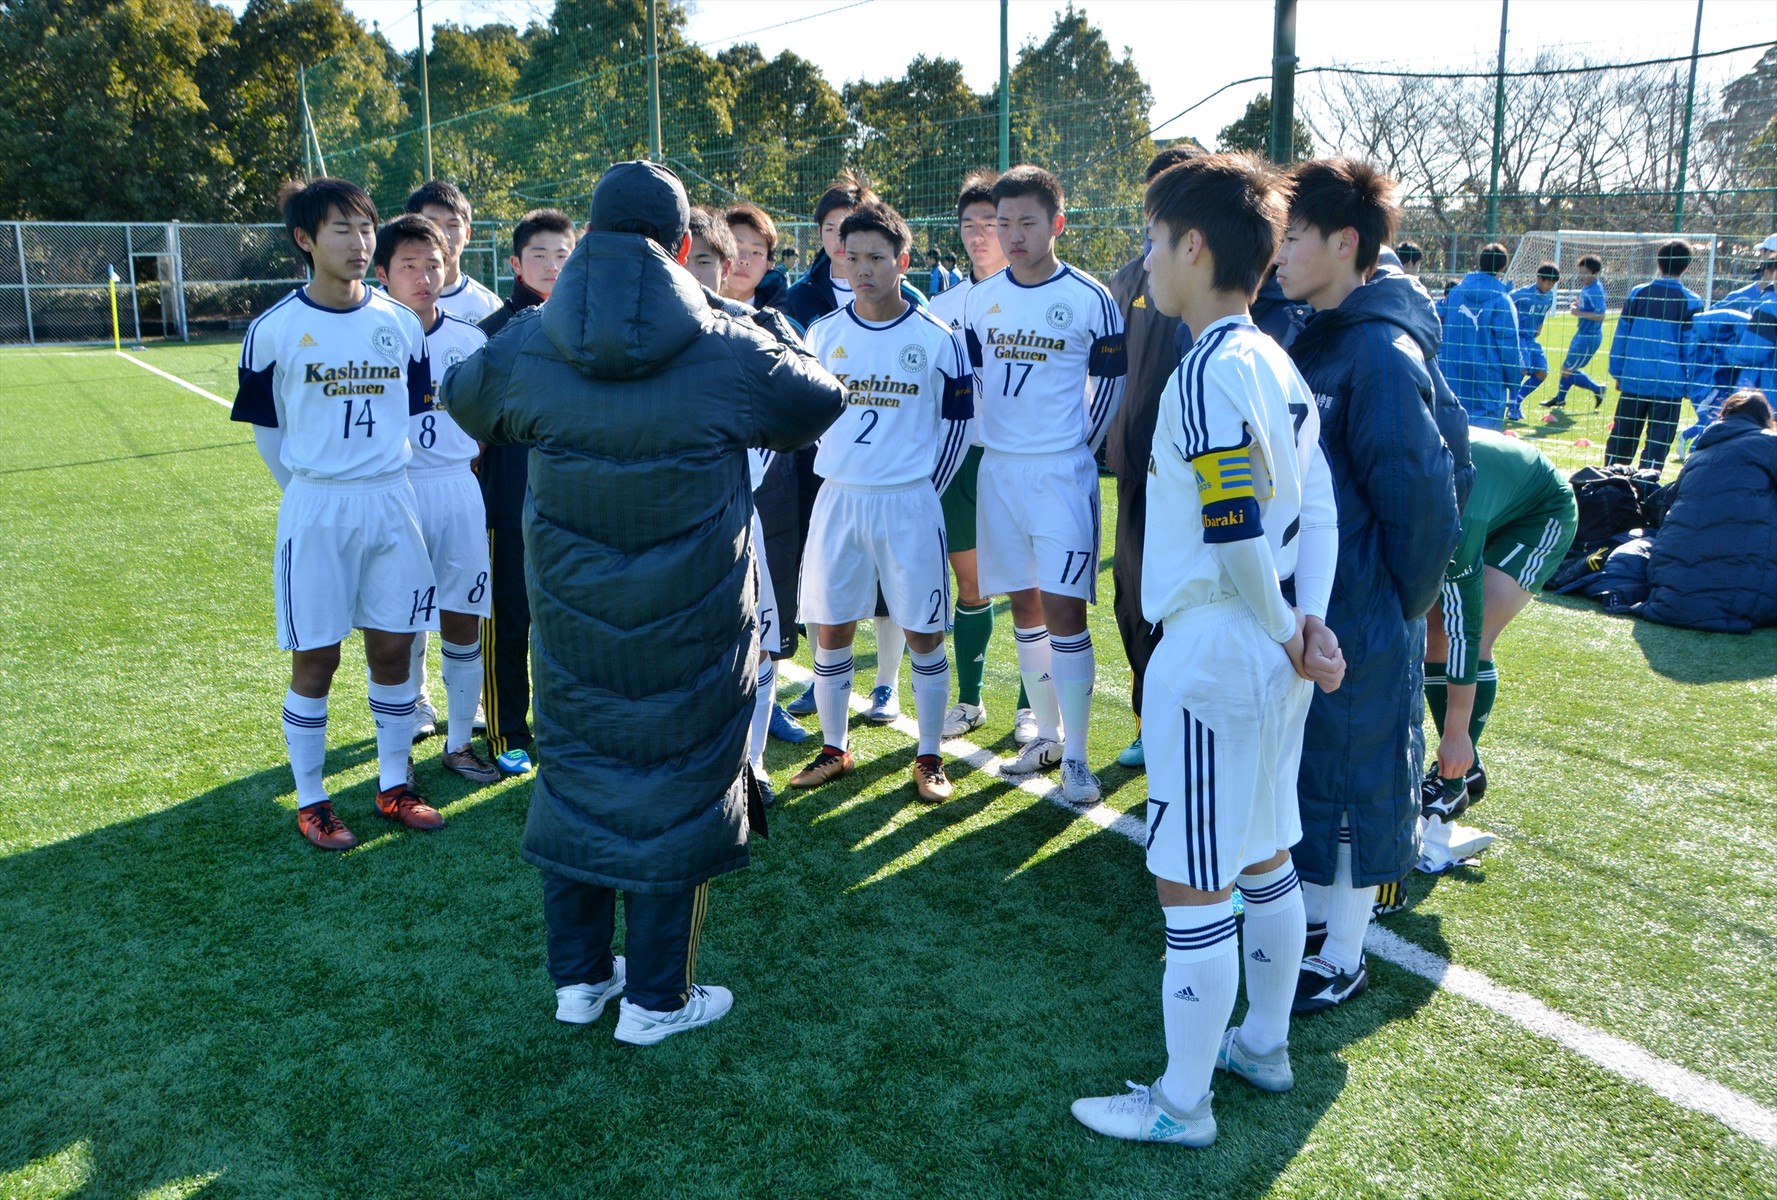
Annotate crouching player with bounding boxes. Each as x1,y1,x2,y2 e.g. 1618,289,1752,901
792,201,974,802
1072,153,1343,1147
1420,428,1576,870
374,214,502,784
232,178,445,849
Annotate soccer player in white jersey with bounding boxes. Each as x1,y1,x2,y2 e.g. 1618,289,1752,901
793,201,975,803
1071,153,1345,1148
405,180,501,323
372,214,501,785
231,178,446,851
963,165,1127,803
686,206,782,802
926,171,1034,742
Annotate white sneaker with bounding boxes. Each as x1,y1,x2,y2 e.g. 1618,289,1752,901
941,701,986,738
1012,707,1039,746
473,702,487,733
555,957,626,1024
1071,1079,1216,1146
1000,736,1062,777
412,696,438,742
613,984,734,1045
1444,822,1497,860
1060,759,1101,805
865,685,900,723
1216,1027,1293,1092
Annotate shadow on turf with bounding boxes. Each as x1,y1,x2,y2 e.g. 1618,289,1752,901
0,741,535,1199
1538,592,1777,684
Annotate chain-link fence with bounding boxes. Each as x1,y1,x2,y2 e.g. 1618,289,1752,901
0,221,514,345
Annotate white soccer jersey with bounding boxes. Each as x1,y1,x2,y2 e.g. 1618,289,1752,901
232,287,430,481
749,447,774,492
924,274,975,332
437,274,502,323
804,302,974,491
964,263,1126,455
411,312,487,470
1141,314,1335,625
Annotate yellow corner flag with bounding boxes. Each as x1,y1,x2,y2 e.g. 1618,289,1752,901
108,265,122,352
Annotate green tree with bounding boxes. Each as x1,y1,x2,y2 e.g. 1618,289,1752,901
220,0,406,219
708,46,853,218
1216,92,1313,162
0,0,235,220
404,23,531,223
844,56,995,222
1007,4,1155,274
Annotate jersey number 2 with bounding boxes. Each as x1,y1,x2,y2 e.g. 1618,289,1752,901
854,409,879,444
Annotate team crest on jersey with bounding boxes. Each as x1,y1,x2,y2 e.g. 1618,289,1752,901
298,332,318,347
371,325,400,360
1045,302,1073,330
445,346,467,369
898,343,927,373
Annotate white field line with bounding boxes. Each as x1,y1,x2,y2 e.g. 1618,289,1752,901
777,661,1777,1152
115,350,230,408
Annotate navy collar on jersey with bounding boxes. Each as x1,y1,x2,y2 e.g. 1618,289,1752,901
426,310,448,335
842,299,918,331
1196,312,1256,338
1002,263,1068,290
440,275,472,297
298,284,375,314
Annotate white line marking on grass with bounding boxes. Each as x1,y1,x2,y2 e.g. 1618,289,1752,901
115,350,230,409
778,661,1777,1151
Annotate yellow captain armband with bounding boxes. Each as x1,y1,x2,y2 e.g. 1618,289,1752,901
1192,446,1262,543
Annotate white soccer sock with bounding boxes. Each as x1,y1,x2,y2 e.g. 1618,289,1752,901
1012,624,1062,741
1301,881,1329,926
1159,900,1240,1112
1049,631,1095,764
439,638,482,752
1320,832,1376,974
366,679,417,791
874,618,905,689
749,657,775,773
409,631,430,703
282,689,329,809
812,643,855,752
909,643,950,756
1236,860,1305,1056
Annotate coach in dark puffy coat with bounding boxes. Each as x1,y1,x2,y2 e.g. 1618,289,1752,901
1287,265,1462,890
443,162,844,1025
1638,393,1777,632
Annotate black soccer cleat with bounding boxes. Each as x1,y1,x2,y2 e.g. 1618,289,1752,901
1422,775,1471,822
1293,954,1369,1016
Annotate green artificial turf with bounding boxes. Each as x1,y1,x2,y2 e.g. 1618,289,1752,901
1,342,1773,1199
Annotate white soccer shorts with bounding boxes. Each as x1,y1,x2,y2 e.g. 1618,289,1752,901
272,472,438,651
408,465,492,618
752,513,778,652
1144,599,1313,892
975,447,1100,602
798,481,950,633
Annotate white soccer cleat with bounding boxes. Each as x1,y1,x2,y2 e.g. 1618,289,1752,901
1012,707,1039,746
1216,1027,1294,1093
941,701,986,739
1060,759,1101,805
1071,1079,1216,1146
613,984,734,1045
1000,736,1062,778
865,685,900,723
555,957,626,1024
411,696,438,742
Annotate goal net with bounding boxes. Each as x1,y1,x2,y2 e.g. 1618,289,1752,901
1507,229,1721,305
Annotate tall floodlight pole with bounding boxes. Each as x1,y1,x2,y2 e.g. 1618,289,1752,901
1486,0,1509,240
647,0,663,161
998,0,1010,171
1673,0,1705,232
1269,0,1298,164
418,0,434,179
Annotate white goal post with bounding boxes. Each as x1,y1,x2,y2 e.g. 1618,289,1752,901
1507,229,1719,307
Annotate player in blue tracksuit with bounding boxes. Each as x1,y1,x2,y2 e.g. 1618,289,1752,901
1507,263,1560,417
1606,240,1703,473
1680,305,1751,452
1545,255,1609,409
1441,243,1522,430
1720,234,1777,311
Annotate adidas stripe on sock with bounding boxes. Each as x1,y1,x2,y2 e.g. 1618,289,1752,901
1160,900,1240,1112
282,689,328,808
440,638,482,753
1050,631,1094,765
909,644,950,757
812,644,855,753
366,680,417,791
1236,861,1304,1056
1013,625,1061,742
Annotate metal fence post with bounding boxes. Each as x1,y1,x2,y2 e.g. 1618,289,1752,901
124,224,142,345
15,222,33,345
170,220,188,342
